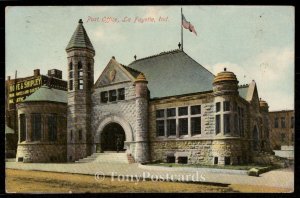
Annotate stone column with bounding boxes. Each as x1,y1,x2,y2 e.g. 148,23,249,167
134,73,150,163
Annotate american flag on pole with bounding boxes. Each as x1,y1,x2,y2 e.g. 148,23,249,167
182,14,197,36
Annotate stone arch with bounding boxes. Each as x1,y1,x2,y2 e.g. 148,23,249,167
94,115,134,144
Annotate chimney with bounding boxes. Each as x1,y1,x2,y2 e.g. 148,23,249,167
34,69,40,76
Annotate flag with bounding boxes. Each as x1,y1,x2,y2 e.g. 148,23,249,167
182,14,197,36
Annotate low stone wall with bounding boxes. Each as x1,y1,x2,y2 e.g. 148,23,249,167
150,139,250,165
16,143,67,163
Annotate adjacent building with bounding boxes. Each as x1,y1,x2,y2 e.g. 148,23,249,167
269,110,294,150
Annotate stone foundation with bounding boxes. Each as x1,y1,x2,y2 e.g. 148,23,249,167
16,143,67,163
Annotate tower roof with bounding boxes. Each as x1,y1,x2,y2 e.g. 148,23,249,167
213,68,238,84
66,19,95,52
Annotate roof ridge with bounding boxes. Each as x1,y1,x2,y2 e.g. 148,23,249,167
129,49,182,65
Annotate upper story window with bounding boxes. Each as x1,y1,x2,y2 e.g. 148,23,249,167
101,91,108,103
109,90,117,102
78,79,84,90
215,114,221,134
167,108,176,117
156,109,165,118
191,105,201,115
118,88,125,100
178,107,188,116
78,61,83,70
274,117,279,128
281,117,286,128
69,62,73,70
223,101,230,111
216,102,221,112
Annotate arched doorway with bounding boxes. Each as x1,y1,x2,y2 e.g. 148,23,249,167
100,123,125,152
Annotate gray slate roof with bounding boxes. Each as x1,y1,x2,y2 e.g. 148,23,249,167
24,85,67,103
128,49,215,98
66,19,95,51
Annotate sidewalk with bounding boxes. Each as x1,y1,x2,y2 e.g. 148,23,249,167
5,161,294,190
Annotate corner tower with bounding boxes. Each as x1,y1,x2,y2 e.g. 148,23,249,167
66,19,95,161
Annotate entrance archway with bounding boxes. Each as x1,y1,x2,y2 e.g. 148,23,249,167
101,123,125,152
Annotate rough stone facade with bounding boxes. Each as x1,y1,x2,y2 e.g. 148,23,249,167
16,102,67,163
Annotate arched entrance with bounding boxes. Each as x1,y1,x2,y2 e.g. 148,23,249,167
100,123,125,152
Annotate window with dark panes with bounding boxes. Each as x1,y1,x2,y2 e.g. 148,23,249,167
79,129,82,141
20,114,26,142
69,62,73,70
31,113,42,141
101,91,108,103
48,114,57,141
156,120,165,136
178,107,188,116
69,71,73,78
69,80,73,91
216,115,220,134
281,117,286,128
167,119,176,136
191,117,201,135
216,102,220,112
109,90,117,102
274,117,279,128
191,105,201,115
156,109,164,118
118,88,125,100
179,118,188,135
167,108,176,117
224,114,231,134
78,61,82,70
223,101,230,111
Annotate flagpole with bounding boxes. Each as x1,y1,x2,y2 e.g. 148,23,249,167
181,7,183,51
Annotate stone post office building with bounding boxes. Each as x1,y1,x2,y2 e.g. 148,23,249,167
16,19,272,165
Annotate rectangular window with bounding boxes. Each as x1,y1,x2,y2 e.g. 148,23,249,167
191,105,201,115
78,79,83,90
214,157,218,165
31,113,42,141
191,117,201,135
156,120,165,136
118,88,125,100
48,114,57,141
78,70,83,78
109,90,117,102
167,108,176,117
20,114,26,142
223,101,230,111
291,117,294,128
224,114,230,134
69,80,73,91
167,119,176,136
156,109,165,118
274,117,279,128
101,92,108,103
79,130,82,140
281,117,286,128
216,115,220,134
69,71,73,78
216,102,220,112
224,157,231,165
178,107,188,116
179,118,188,135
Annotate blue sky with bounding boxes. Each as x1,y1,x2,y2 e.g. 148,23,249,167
5,6,294,111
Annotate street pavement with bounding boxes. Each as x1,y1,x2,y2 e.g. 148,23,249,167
5,161,294,190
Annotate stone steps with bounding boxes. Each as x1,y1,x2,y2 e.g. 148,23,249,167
75,152,130,164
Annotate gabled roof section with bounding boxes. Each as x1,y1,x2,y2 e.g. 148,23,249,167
23,85,67,103
94,58,140,88
238,84,249,100
128,49,215,98
66,19,95,52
